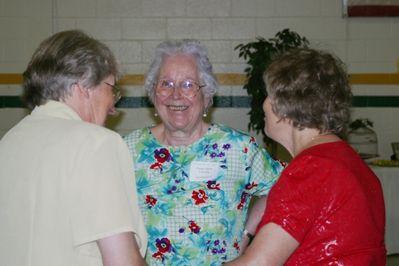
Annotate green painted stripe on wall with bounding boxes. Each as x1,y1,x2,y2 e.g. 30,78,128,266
351,96,399,107
1,95,399,108
0,96,23,108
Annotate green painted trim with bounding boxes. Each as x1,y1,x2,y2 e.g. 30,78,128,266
1,95,399,108
351,96,399,107
0,96,23,108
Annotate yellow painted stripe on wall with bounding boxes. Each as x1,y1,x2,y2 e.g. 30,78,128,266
0,74,23,84
119,74,144,85
1,73,399,85
0,73,247,85
349,73,399,85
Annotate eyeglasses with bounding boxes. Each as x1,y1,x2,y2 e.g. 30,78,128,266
104,82,122,104
155,79,205,98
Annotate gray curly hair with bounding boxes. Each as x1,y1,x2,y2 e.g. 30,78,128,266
144,39,218,108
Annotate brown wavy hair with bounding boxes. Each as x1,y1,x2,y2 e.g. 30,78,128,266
264,48,352,134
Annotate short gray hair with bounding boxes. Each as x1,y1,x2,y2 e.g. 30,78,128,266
22,30,120,109
145,39,218,107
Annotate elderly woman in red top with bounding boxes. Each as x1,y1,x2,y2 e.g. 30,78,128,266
226,48,386,265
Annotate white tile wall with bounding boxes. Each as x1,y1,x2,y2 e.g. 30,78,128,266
186,0,231,17
77,18,122,39
348,18,394,40
212,18,256,39
366,40,399,62
347,40,368,62
2,0,51,17
0,85,23,96
56,18,77,31
352,85,399,96
275,0,321,17
231,0,275,17
392,19,399,38
0,0,398,159
0,109,29,137
201,40,232,63
55,0,96,17
167,18,212,39
142,0,186,17
97,0,141,18
105,40,142,64
349,62,397,73
320,0,342,17
123,18,166,40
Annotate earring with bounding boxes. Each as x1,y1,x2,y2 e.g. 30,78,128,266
203,113,207,117
154,112,158,117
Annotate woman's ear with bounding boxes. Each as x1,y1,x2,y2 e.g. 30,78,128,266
73,82,90,100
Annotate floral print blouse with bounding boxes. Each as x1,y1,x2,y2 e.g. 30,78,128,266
124,124,283,266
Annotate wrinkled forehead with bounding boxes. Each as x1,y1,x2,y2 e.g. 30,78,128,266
158,53,199,79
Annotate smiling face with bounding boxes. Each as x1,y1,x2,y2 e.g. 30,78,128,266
154,54,209,134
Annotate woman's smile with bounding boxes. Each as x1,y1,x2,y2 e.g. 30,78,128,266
166,104,189,111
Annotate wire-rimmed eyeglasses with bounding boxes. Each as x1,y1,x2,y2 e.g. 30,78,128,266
155,79,205,98
104,82,122,104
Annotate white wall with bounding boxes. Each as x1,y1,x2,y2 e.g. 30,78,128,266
1,0,399,159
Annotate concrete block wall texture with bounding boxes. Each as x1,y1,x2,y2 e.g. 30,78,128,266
1,0,399,160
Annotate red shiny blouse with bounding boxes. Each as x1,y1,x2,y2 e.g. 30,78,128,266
258,141,386,265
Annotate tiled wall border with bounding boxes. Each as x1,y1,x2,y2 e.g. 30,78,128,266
1,73,398,108
1,73,399,85
1,95,399,108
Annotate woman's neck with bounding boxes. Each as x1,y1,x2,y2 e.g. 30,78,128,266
292,129,339,156
153,122,209,146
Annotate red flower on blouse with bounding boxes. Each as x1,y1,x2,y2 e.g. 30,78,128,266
233,239,240,251
188,220,201,234
155,237,173,253
154,148,172,163
152,251,164,260
150,161,162,170
192,189,208,205
237,191,249,210
145,195,157,207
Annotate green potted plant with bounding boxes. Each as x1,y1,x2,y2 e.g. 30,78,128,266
235,29,309,155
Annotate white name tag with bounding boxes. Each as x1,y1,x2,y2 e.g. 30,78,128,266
189,161,219,182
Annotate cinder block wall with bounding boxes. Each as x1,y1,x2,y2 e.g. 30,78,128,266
1,0,399,160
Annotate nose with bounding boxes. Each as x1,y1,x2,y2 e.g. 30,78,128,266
170,86,183,98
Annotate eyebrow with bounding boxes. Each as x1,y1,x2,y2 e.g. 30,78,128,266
104,82,117,87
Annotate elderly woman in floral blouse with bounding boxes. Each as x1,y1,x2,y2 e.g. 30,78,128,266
124,39,283,265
